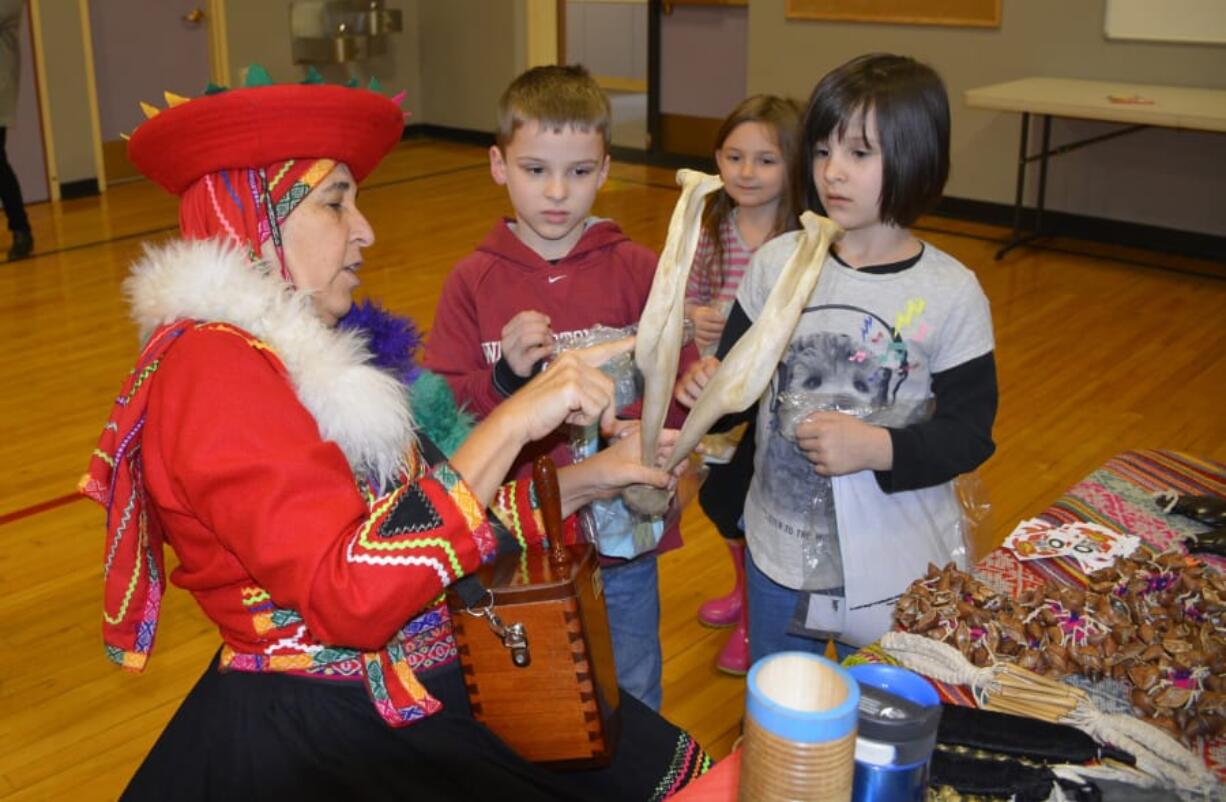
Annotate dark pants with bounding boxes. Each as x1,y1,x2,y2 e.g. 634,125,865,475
0,127,30,233
698,420,756,540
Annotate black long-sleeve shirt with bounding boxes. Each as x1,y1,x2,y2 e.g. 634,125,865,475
711,250,997,493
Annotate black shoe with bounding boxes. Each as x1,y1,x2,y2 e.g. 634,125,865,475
8,230,33,261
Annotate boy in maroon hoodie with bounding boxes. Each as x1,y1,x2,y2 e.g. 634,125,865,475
424,64,680,710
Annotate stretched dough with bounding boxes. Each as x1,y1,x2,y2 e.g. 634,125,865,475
667,212,841,469
634,169,723,465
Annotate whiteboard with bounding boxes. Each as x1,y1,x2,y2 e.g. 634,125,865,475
1105,0,1226,45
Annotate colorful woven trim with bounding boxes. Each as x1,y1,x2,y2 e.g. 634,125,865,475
82,321,197,672
651,732,713,801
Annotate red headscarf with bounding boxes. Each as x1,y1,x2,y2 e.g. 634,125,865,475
177,159,336,280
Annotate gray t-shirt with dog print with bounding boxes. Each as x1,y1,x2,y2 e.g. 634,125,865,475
737,233,994,594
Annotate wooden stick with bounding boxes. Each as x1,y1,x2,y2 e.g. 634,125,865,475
533,455,569,569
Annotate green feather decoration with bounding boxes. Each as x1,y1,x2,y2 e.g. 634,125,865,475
408,371,474,457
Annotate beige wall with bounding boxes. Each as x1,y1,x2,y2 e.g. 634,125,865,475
748,0,1226,235
224,0,422,116
417,0,524,132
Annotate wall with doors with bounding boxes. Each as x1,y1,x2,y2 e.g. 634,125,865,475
566,0,649,148
748,0,1226,235
659,1,747,155
28,0,424,200
90,0,213,183
31,1,94,190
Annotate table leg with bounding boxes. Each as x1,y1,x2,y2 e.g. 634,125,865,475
995,112,1031,260
1034,114,1052,237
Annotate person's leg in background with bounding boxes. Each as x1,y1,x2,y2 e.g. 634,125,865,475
696,422,755,674
0,126,32,261
601,553,663,710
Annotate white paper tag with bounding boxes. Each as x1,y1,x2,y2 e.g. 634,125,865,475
803,592,846,636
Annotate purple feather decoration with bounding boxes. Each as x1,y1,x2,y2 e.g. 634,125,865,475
338,299,424,385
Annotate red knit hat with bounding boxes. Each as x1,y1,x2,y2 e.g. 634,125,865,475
128,82,405,196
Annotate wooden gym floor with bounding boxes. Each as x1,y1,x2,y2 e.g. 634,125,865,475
1,138,1223,800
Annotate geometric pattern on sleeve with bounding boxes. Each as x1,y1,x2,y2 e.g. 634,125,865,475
378,483,443,538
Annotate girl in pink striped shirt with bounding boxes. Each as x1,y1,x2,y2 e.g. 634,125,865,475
685,95,802,675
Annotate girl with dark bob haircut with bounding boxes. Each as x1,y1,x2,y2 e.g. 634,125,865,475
674,52,997,663
800,52,950,227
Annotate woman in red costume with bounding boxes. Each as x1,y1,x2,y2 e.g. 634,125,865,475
82,72,709,801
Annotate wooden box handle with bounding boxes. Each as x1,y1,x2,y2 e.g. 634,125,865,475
533,455,571,568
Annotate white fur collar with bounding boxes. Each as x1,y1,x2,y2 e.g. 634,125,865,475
125,238,415,485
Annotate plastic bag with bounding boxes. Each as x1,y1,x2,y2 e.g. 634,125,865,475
554,325,667,560
774,389,987,644
954,471,992,566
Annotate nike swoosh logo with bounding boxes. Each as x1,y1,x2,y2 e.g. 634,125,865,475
548,275,565,284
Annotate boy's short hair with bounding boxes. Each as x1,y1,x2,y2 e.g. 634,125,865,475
800,53,950,227
496,64,612,151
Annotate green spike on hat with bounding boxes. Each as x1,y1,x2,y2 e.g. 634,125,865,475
243,65,274,87
302,66,324,85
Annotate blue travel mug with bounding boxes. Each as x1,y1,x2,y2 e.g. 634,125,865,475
848,664,942,802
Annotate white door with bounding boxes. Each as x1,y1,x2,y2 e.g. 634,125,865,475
89,0,212,182
654,0,747,157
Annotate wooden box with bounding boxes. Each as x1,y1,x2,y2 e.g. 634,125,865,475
446,543,621,769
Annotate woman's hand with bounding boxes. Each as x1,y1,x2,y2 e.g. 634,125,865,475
451,352,617,506
674,356,720,409
500,310,554,377
508,352,618,441
556,421,684,516
794,411,893,476
573,335,635,370
689,305,726,352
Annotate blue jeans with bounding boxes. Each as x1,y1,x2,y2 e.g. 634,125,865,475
601,554,662,710
746,548,855,666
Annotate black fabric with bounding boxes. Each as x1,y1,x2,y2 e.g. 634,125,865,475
712,301,995,493
830,243,924,274
930,748,1104,802
697,421,756,540
930,748,1057,802
877,350,998,492
491,354,532,398
122,653,701,801
706,302,757,434
0,128,29,234
379,484,444,537
937,703,1133,766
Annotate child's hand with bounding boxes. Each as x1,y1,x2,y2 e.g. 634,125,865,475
794,411,893,476
674,356,720,408
501,310,554,377
689,305,726,352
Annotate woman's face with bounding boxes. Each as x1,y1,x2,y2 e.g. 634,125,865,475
280,163,374,326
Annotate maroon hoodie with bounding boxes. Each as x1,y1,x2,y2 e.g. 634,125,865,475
424,217,691,558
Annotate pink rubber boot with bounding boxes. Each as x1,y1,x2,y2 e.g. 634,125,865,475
698,539,746,627
716,602,750,675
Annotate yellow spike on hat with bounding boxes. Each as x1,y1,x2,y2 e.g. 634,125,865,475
163,91,190,108
120,132,131,141
140,101,160,120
